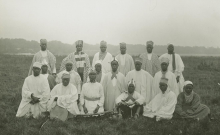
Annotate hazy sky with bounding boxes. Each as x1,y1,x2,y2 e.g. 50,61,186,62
0,0,220,47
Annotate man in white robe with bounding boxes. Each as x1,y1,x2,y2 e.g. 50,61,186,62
87,60,106,84
152,57,179,98
140,41,161,77
143,78,177,121
47,72,80,121
28,39,56,76
102,58,126,111
92,41,113,74
116,79,145,119
115,42,135,76
56,60,81,94
126,57,153,104
81,70,104,114
159,44,185,93
16,62,50,119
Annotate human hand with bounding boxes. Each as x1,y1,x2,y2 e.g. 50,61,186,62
93,105,100,114
54,97,58,101
176,76,180,83
83,106,88,114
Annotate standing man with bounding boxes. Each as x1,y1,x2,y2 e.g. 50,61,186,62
159,44,185,93
152,57,178,98
28,39,56,76
126,57,153,104
59,40,91,84
116,42,135,76
92,40,113,74
140,41,160,77
102,58,126,111
16,62,50,119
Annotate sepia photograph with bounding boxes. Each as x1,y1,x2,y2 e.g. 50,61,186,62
0,0,220,134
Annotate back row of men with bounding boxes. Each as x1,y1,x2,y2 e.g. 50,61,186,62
16,39,210,121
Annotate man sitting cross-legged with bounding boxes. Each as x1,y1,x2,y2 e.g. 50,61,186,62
47,72,80,121
16,62,50,119
143,78,177,121
116,79,145,119
81,70,104,114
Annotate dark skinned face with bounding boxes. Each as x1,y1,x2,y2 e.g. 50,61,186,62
167,45,174,54
159,82,168,93
95,64,102,73
33,67,41,76
128,84,135,94
184,84,193,96
62,78,70,86
135,61,142,71
89,73,96,82
146,44,153,53
76,44,83,52
41,65,48,74
161,62,168,72
100,46,107,53
120,46,126,54
40,43,47,51
111,61,119,72
65,63,73,71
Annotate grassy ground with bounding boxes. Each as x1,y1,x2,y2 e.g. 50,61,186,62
0,55,220,135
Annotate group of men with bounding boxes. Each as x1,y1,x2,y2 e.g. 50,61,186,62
16,39,210,122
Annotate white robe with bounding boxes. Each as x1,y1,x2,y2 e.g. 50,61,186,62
152,71,179,98
47,83,80,115
159,53,185,93
126,69,153,104
80,82,104,114
56,70,82,94
115,53,135,76
92,52,113,74
16,75,50,118
116,91,145,105
143,90,177,120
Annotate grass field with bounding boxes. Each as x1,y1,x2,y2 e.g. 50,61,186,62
1,54,220,135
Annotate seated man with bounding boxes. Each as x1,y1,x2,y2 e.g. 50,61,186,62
81,70,104,114
56,60,81,94
47,72,80,121
143,78,177,121
116,79,145,119
175,81,210,120
41,60,56,90
87,60,106,84
16,62,50,119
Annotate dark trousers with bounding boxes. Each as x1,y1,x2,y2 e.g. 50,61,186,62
118,104,143,119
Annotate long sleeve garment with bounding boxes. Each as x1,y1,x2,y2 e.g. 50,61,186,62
143,90,177,120
47,83,80,115
116,91,145,105
28,50,56,76
16,75,50,118
115,53,135,76
126,69,153,104
92,52,113,74
80,82,104,114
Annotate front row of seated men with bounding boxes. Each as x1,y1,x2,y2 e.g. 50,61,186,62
16,60,210,122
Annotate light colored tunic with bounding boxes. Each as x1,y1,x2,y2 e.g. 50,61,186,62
28,50,56,76
80,82,104,114
92,52,113,74
152,71,179,98
47,83,80,115
140,52,161,77
116,91,145,105
102,72,126,111
115,53,135,76
56,70,81,94
175,92,210,119
143,90,177,120
159,53,185,93
126,69,153,104
16,75,50,118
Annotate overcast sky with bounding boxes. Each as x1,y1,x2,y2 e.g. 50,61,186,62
0,0,220,47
